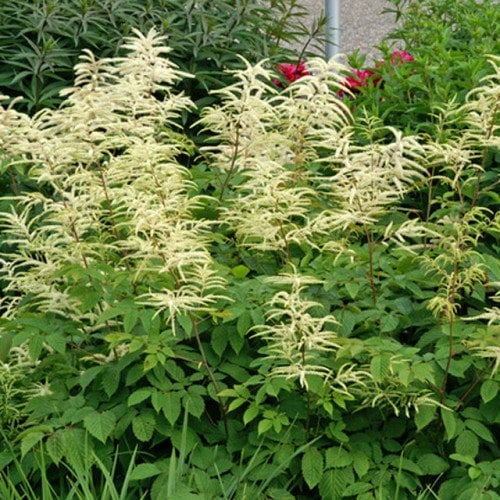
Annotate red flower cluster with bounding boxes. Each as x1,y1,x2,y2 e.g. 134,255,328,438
274,51,415,99
273,61,310,87
340,50,415,97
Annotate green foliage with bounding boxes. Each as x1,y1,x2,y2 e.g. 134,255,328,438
0,0,499,497
0,0,321,114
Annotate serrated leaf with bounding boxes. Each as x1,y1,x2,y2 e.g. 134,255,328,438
325,447,352,468
345,282,360,299
211,327,228,357
414,404,436,430
128,388,153,406
464,419,494,443
46,431,64,465
183,392,204,418
258,419,273,435
417,453,449,475
352,451,370,478
455,430,479,458
83,410,116,444
370,354,390,382
129,463,162,481
343,482,372,496
21,431,45,458
237,311,252,336
480,379,498,403
302,446,324,489
441,407,457,440
243,405,259,425
132,412,156,442
160,392,182,426
319,467,354,500
101,366,120,398
449,453,475,466
123,307,139,334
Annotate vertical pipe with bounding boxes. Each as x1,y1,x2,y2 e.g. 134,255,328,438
325,0,340,59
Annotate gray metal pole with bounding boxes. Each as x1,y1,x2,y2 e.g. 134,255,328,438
325,0,340,59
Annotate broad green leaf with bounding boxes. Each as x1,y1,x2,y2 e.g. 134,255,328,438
232,265,250,279
258,419,273,435
343,482,372,496
237,311,252,336
243,405,259,425
128,388,154,406
183,392,205,418
101,366,120,398
345,282,360,299
370,354,390,382
132,412,156,442
46,430,65,464
414,404,436,430
325,447,352,468
21,431,45,458
211,326,228,357
123,307,139,333
352,451,370,478
380,314,399,333
455,430,479,458
449,453,476,466
319,467,354,500
480,379,498,403
464,419,494,443
302,446,324,489
159,392,182,426
417,453,449,475
129,463,162,481
441,407,457,440
83,410,116,444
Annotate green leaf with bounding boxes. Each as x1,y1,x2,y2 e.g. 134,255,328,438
325,447,352,468
83,410,116,444
101,366,120,398
243,405,259,425
455,430,479,458
352,451,370,478
129,463,162,481
480,379,498,403
258,419,273,435
211,326,228,356
345,282,360,299
370,354,390,382
414,404,436,430
302,446,324,489
132,412,156,442
232,265,250,279
441,407,457,440
21,431,45,458
124,307,139,334
319,467,354,500
46,431,65,465
449,453,476,466
128,388,153,406
380,314,399,333
183,392,205,418
464,419,494,443
236,311,252,336
343,482,372,496
417,453,449,475
159,392,182,426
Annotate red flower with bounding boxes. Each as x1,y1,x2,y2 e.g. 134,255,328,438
274,61,309,87
339,69,381,97
390,50,415,64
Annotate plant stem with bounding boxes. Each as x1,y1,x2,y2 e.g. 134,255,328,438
191,316,229,436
